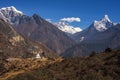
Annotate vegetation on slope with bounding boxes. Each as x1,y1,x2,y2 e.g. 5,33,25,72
0,58,63,80
6,48,120,80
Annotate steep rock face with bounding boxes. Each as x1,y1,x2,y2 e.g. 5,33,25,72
0,19,57,58
0,6,75,55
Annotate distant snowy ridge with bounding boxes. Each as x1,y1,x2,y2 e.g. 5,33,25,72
0,6,82,35
54,21,82,35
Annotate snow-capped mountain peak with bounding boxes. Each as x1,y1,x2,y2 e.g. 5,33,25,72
92,15,112,32
93,20,107,31
55,21,82,35
0,6,24,25
101,15,111,22
0,6,23,14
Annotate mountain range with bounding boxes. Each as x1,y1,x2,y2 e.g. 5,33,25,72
1,5,120,80
0,19,57,59
73,15,113,42
62,15,120,57
0,6,120,58
0,6,75,55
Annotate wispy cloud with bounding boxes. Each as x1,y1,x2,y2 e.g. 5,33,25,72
60,17,81,23
45,19,52,23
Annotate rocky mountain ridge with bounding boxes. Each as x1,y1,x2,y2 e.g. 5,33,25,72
62,15,120,57
0,6,75,55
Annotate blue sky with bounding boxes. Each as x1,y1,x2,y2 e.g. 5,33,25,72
0,0,120,29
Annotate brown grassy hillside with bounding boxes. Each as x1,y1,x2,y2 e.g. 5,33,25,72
4,49,120,80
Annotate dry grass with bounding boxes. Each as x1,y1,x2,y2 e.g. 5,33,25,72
0,57,62,80
6,49,120,80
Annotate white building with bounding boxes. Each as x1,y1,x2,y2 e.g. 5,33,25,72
36,53,41,59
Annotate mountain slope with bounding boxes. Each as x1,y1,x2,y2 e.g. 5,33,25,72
6,49,120,80
15,14,75,54
74,15,120,46
73,15,113,42
0,6,75,55
62,15,120,57
0,19,57,58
